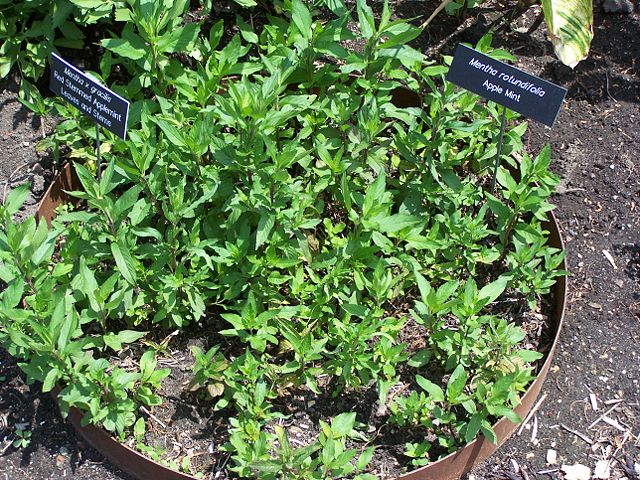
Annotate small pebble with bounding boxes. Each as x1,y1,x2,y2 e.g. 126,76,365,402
546,449,557,465
59,446,68,455
593,459,610,479
55,454,65,468
562,463,591,480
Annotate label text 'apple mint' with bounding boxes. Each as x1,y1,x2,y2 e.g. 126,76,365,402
49,52,129,139
446,44,567,127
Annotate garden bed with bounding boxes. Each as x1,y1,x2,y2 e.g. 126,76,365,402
37,163,565,480
0,0,636,480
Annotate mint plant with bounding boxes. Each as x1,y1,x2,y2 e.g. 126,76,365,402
0,0,117,80
0,1,566,477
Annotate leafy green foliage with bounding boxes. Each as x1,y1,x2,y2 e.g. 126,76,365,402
12,427,31,448
0,0,116,80
0,1,566,476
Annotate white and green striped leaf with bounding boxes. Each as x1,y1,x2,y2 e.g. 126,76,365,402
542,0,594,68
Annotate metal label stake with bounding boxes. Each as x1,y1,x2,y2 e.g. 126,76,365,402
95,123,101,181
49,52,130,171
490,105,507,194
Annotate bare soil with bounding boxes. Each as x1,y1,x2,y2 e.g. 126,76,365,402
1,4,639,480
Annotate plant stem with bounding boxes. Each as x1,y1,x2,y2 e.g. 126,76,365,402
490,106,507,194
420,0,454,29
139,174,164,218
498,213,519,264
13,254,37,295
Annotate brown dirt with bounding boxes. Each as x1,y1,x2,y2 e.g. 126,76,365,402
1,3,639,480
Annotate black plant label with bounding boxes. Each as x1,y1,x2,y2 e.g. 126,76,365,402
447,44,567,127
49,52,130,139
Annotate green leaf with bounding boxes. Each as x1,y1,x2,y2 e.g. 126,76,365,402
412,270,431,303
291,0,312,40
18,79,45,114
69,0,105,7
340,173,352,213
321,0,348,16
356,446,375,471
379,24,421,50
158,23,200,54
478,275,509,306
114,186,143,219
101,28,147,61
475,33,494,53
57,302,78,352
52,1,74,28
485,193,511,226
446,364,467,402
113,370,140,387
0,57,14,79
2,280,24,309
42,367,61,392
480,420,497,444
255,212,274,249
152,117,187,150
415,375,444,402
208,20,224,50
235,15,258,44
117,330,147,344
103,333,123,351
331,412,356,437
3,183,30,216
356,0,376,39
463,277,477,307
342,303,368,318
72,256,101,311
111,241,137,284
516,349,543,362
139,350,156,377
492,405,521,424
534,145,552,172
422,65,449,76
542,0,593,68
133,417,145,439
31,229,57,266
464,412,483,443
376,214,421,234
407,349,431,368
363,172,386,218
378,45,425,69
73,162,99,197
158,0,189,30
